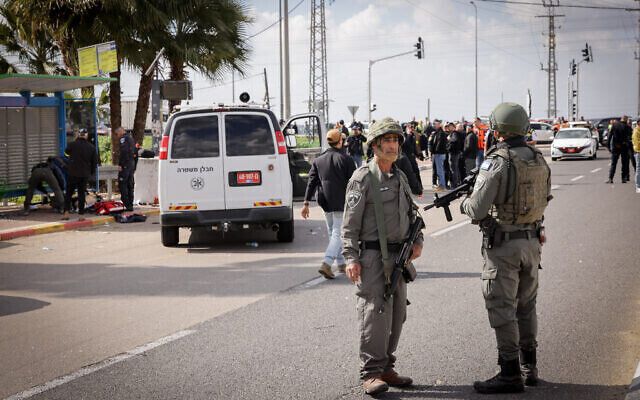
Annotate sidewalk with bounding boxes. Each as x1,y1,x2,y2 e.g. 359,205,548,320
0,204,160,241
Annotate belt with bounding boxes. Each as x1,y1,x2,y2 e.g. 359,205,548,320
360,241,404,252
499,229,538,241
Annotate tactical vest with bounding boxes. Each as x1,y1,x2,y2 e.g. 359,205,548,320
492,145,550,224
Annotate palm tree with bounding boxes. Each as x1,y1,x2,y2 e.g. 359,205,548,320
0,2,65,74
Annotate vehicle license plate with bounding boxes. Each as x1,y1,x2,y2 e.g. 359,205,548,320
236,171,261,185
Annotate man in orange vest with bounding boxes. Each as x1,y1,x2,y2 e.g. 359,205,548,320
473,118,488,169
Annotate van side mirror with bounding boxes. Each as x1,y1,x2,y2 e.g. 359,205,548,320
285,135,297,148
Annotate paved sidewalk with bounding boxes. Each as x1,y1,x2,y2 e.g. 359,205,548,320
0,205,160,241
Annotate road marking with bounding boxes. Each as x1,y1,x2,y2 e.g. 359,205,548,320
591,168,602,173
301,276,326,288
6,330,196,400
431,219,471,237
551,185,560,190
571,175,584,182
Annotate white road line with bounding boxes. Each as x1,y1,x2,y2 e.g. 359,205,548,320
301,276,326,288
570,175,584,182
591,168,602,173
6,330,196,400
431,219,471,237
551,185,560,190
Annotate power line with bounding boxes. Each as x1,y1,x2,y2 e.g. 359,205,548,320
479,0,640,11
248,0,305,39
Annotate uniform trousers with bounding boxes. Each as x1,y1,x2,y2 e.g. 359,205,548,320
64,176,88,214
356,249,407,379
481,236,540,360
119,164,135,209
25,168,64,211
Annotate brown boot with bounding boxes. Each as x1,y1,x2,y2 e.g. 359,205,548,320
363,377,389,395
380,369,413,387
318,262,335,279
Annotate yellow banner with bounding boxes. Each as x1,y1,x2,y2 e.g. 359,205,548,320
78,46,98,77
97,41,118,74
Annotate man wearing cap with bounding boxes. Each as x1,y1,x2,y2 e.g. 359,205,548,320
302,129,356,279
62,128,98,220
342,117,424,395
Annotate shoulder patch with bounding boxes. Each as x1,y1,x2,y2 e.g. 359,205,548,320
346,190,363,209
480,159,493,171
350,166,369,183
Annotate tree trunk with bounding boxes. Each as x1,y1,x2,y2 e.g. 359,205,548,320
133,64,153,145
168,59,185,111
109,63,122,166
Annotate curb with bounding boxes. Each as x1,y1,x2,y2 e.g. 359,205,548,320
627,361,640,400
0,209,160,241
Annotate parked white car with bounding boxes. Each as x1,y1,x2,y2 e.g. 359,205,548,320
551,128,598,161
529,121,554,143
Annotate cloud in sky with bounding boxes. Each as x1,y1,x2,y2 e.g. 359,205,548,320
119,0,640,122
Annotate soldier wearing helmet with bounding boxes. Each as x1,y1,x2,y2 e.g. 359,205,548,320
341,117,424,396
461,103,551,394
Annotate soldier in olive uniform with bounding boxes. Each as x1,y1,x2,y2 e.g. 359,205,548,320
461,103,551,394
342,118,424,396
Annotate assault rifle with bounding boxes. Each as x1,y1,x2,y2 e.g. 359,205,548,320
423,168,478,221
383,214,425,307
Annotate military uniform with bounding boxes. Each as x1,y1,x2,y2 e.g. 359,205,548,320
461,103,551,394
342,161,423,383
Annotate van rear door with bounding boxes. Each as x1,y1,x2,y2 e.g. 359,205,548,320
160,113,225,212
222,112,283,209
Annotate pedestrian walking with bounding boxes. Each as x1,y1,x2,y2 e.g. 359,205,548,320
461,103,551,394
62,129,98,221
345,123,367,167
115,127,136,210
606,116,631,184
301,129,356,279
342,117,423,395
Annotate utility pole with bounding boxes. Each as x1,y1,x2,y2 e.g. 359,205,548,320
309,0,329,126
470,1,478,118
282,0,291,119
279,0,283,120
537,1,563,119
635,0,640,117
263,68,270,109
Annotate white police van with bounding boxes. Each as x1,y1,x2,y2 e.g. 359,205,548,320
158,103,326,246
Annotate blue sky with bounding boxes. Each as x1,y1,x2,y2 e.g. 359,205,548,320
118,0,640,123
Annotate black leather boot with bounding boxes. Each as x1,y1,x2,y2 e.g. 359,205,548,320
474,357,524,394
520,348,538,386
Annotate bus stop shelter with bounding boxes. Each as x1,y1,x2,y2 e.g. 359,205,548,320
0,73,115,199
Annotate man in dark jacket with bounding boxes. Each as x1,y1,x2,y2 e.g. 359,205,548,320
116,126,136,210
463,125,479,177
606,117,630,183
430,120,448,191
402,122,423,189
345,123,367,167
63,129,98,220
447,122,464,187
395,153,423,195
301,128,356,279
22,157,67,215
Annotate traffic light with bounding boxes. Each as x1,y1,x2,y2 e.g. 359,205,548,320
582,43,591,62
570,59,577,76
571,102,577,116
572,90,577,98
415,37,424,59
370,103,377,112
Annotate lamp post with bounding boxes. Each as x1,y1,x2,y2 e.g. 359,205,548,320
470,1,478,118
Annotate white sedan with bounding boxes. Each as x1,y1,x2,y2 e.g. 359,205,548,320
551,128,598,161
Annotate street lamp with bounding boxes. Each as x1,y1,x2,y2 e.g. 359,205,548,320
470,1,478,118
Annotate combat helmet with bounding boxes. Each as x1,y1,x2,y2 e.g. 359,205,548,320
489,102,530,136
366,117,404,145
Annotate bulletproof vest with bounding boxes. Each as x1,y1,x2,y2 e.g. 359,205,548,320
492,145,550,224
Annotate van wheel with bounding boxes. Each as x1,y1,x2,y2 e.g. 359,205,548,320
161,226,179,247
277,219,294,242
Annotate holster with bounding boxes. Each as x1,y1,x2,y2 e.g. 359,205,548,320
480,217,501,249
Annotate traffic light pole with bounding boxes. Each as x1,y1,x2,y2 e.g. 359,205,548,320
367,50,415,123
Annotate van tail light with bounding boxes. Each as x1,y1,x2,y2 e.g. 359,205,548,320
275,130,287,155
159,135,169,160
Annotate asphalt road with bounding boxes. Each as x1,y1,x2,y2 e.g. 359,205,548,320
1,147,639,399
